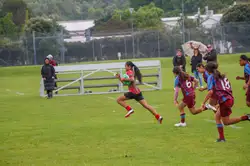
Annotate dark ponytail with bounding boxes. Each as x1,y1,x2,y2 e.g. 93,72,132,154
205,62,224,80
240,55,250,62
196,63,205,68
173,66,189,81
126,61,142,83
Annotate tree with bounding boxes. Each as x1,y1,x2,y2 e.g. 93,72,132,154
2,0,28,26
24,17,66,64
24,17,63,34
221,4,250,23
135,3,164,29
111,3,164,30
0,13,17,36
221,4,250,52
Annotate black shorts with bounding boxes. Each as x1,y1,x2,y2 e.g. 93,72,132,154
124,92,144,101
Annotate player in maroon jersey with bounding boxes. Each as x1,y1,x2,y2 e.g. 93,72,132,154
202,62,250,142
236,55,250,107
116,61,163,124
173,66,207,127
196,63,217,112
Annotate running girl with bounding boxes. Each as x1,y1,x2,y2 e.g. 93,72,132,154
173,66,207,127
202,62,250,142
116,61,163,124
196,63,217,111
236,55,250,107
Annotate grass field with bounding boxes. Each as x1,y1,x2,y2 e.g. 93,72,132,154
0,54,250,166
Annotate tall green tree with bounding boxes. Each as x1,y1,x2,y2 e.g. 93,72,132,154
0,12,17,36
2,0,28,26
111,3,164,30
221,4,250,23
221,4,250,49
135,2,164,29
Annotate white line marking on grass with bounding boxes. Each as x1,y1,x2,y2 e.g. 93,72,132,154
107,97,116,101
5,89,26,96
204,119,242,129
16,92,25,96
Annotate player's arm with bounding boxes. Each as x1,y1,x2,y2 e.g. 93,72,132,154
202,76,214,106
116,73,134,82
174,87,180,106
203,90,213,105
174,78,180,105
236,76,245,80
244,78,250,90
191,76,198,88
243,65,250,89
41,66,46,80
122,73,134,82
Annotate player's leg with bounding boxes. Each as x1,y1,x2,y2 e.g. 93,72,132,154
46,90,50,98
220,100,250,125
246,88,250,107
221,115,250,125
197,71,203,87
185,95,204,115
188,106,204,115
47,90,52,98
117,93,134,118
205,98,218,112
214,110,225,142
138,99,163,124
247,101,250,107
175,102,187,127
194,70,203,87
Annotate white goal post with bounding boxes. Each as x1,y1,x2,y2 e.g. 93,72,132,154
40,60,162,97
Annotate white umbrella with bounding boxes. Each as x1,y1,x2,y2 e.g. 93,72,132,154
182,41,208,57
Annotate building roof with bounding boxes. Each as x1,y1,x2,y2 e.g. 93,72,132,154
161,14,223,29
57,20,95,32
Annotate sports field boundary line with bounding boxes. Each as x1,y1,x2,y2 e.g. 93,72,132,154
6,89,25,96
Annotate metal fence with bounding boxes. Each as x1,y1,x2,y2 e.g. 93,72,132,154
1,22,250,66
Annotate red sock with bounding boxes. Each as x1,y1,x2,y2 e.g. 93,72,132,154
155,114,160,119
241,115,248,121
180,113,186,123
216,124,225,140
125,106,132,111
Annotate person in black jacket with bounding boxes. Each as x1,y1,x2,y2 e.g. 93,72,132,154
173,49,186,72
191,48,203,88
41,58,56,99
203,44,217,63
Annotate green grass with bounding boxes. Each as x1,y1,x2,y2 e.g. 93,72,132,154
0,54,250,166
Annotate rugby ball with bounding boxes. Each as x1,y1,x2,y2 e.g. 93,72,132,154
122,74,131,85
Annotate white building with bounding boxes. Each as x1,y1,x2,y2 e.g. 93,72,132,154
161,13,223,29
58,13,223,43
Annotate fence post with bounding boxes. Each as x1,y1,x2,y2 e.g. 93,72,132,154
32,31,37,65
92,40,95,61
60,29,65,64
124,33,127,58
158,31,160,57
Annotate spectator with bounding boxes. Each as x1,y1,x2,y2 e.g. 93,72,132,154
203,44,217,63
41,58,56,99
173,49,186,72
47,54,58,94
191,48,203,88
47,54,58,67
